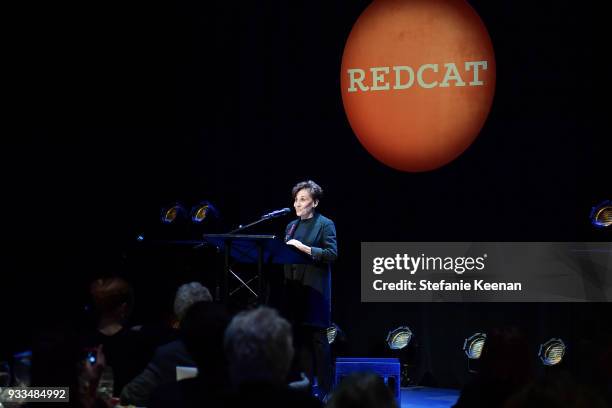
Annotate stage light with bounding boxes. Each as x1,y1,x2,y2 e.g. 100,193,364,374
190,201,218,224
386,326,413,350
463,333,487,359
590,200,612,228
538,338,566,366
161,203,187,224
327,323,338,344
385,327,416,387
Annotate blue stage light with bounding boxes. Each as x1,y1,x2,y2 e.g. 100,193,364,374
538,338,566,366
463,332,487,359
161,203,187,224
190,201,219,224
327,323,338,344
386,326,413,350
590,200,612,228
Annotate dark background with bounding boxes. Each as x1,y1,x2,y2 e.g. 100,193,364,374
4,0,609,388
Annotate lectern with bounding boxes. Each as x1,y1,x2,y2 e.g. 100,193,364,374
202,233,312,302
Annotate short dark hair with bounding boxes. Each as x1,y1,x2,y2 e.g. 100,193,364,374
292,180,323,202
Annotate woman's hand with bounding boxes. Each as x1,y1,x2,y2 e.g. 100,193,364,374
286,239,311,255
82,345,106,383
79,345,109,407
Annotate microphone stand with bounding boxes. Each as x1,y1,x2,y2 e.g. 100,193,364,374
229,215,275,234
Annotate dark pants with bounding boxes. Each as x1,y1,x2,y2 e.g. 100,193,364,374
292,325,332,398
275,279,332,398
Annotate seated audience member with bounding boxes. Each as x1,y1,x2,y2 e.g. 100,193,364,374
174,281,213,315
326,372,398,408
223,306,321,408
86,276,147,397
504,371,607,408
31,326,109,408
453,327,534,408
148,301,231,408
120,282,213,406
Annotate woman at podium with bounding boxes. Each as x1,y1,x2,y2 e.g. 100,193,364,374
284,180,337,399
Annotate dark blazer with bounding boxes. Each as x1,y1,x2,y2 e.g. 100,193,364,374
120,339,196,406
284,212,337,327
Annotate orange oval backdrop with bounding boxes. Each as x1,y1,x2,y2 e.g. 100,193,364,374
341,0,496,172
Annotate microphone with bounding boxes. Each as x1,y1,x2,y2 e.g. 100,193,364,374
262,207,291,219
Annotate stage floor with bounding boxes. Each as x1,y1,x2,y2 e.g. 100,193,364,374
400,387,460,408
